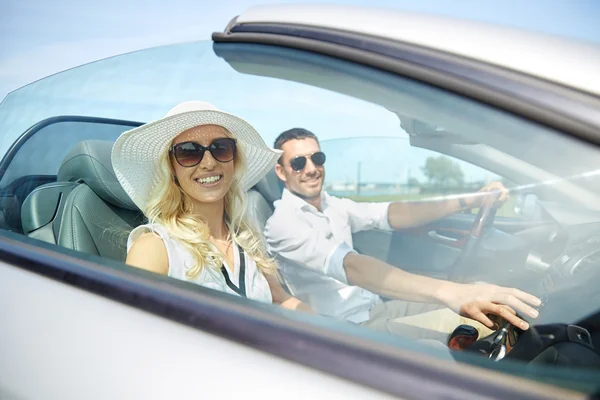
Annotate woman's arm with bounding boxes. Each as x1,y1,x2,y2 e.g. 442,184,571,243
265,273,314,313
126,233,169,275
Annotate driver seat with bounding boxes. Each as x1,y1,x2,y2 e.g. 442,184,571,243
246,170,294,291
247,169,284,233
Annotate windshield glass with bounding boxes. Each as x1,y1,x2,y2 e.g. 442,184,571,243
1,40,599,394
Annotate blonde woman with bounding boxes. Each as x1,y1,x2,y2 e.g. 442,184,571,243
112,101,310,312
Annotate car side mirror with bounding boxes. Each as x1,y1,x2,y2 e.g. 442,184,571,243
514,193,541,219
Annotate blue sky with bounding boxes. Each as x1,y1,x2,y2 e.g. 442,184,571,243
1,0,599,101
0,0,598,187
0,37,589,186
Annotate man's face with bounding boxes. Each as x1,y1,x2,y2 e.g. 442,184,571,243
275,138,325,201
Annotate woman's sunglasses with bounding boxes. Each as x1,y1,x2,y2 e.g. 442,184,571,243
170,138,237,167
289,151,326,172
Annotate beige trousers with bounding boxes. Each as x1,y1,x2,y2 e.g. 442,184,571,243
361,300,494,343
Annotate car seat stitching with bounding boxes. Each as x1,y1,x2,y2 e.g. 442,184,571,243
68,186,103,255
65,186,81,250
82,141,114,204
81,142,129,209
73,203,101,255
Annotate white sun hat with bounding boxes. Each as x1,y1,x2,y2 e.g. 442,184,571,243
111,101,281,212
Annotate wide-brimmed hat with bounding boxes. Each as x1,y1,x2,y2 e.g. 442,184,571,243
111,101,281,212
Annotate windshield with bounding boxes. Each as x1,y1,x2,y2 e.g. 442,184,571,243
1,40,599,394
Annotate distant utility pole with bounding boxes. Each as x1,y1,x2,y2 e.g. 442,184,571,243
357,161,361,196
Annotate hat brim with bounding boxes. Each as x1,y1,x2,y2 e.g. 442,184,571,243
111,109,281,211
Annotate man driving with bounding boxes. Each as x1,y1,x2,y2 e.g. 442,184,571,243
264,128,541,342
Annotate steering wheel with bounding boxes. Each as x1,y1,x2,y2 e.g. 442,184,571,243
449,191,502,282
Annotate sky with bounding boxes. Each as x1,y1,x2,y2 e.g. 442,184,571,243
0,0,598,188
1,0,599,101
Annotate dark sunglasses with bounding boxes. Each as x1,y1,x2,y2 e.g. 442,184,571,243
288,151,326,172
170,138,237,167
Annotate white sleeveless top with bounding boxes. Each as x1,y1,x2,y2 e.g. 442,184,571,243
127,224,272,304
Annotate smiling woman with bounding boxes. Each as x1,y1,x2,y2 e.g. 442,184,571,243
112,100,309,311
1,8,600,398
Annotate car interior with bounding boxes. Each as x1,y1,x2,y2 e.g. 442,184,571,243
1,118,600,376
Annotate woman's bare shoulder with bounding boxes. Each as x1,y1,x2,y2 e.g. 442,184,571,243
126,232,169,275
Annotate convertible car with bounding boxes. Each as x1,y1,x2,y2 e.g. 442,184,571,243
1,4,599,399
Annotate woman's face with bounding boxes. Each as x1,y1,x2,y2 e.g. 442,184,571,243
170,125,236,207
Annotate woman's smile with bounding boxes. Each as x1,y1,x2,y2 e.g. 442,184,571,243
194,174,223,187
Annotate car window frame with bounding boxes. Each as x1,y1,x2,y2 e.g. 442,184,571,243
0,116,143,180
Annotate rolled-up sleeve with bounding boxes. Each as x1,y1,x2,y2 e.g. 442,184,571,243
332,196,393,233
265,211,354,284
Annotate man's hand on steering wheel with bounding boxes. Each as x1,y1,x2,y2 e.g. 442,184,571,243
466,181,510,209
441,283,542,330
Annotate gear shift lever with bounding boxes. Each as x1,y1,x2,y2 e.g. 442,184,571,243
448,324,479,350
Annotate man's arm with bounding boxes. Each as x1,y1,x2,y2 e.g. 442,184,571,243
343,252,540,330
387,197,464,229
265,199,538,330
387,181,509,229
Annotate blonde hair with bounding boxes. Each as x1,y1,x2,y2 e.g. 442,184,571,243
143,135,277,279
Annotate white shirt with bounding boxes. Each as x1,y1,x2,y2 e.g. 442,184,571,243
127,224,273,304
264,189,392,323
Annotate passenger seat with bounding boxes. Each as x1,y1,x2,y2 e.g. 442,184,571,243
56,140,145,261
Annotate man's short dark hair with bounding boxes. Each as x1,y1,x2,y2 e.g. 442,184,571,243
273,128,320,150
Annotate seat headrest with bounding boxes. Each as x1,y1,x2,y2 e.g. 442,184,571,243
253,169,284,204
58,140,138,211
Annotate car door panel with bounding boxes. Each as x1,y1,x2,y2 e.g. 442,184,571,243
353,213,552,279
352,229,393,262
492,217,554,234
388,231,462,279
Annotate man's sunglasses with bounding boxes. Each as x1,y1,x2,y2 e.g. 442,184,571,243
170,138,237,167
288,151,326,172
